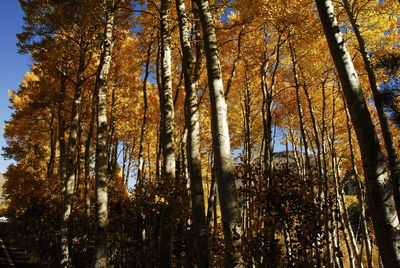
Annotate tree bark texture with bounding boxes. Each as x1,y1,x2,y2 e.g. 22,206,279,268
342,0,400,217
60,51,85,268
93,4,114,267
195,0,244,266
158,0,176,267
176,0,209,266
316,0,400,266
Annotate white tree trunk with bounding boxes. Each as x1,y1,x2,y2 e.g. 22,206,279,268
195,0,243,267
176,0,209,266
342,0,400,217
158,0,176,266
316,0,400,266
93,4,114,267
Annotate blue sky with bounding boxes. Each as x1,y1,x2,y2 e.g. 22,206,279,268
0,1,32,173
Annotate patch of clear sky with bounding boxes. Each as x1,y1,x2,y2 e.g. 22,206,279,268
0,1,32,173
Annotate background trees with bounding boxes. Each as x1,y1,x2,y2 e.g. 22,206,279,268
2,0,399,267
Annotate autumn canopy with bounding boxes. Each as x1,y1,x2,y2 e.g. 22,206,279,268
2,0,400,267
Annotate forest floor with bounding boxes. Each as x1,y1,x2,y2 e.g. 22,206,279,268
0,222,43,267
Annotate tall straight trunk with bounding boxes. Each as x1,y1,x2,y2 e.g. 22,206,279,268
342,0,400,216
93,4,114,267
106,86,116,176
195,0,243,266
58,73,67,191
84,90,97,234
289,44,311,176
344,99,374,268
82,88,96,267
303,79,325,189
320,81,333,268
175,0,209,267
206,168,217,231
316,0,400,266
225,26,244,99
260,63,273,172
60,50,85,268
137,36,154,184
48,112,56,178
122,141,127,184
158,0,176,267
329,91,359,268
58,73,67,264
260,30,284,176
243,69,252,165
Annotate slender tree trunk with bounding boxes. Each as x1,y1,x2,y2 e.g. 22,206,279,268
58,72,68,266
61,51,85,268
82,88,96,265
206,166,217,231
93,4,114,267
243,68,252,165
344,99,374,268
289,44,311,176
106,86,116,176
158,0,176,266
329,94,359,268
137,36,154,184
225,26,244,99
48,112,56,178
260,30,284,178
316,1,400,266
176,0,209,267
195,0,243,266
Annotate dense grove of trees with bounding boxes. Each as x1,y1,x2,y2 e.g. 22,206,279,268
2,0,400,267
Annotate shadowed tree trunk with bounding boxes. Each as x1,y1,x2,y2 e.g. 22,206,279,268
47,112,56,178
158,0,176,266
93,2,115,266
176,0,209,267
195,0,243,266
316,0,400,266
61,48,85,268
137,35,154,184
343,98,374,268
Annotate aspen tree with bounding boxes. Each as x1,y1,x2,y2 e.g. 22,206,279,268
176,0,209,266
342,0,400,216
316,0,400,266
93,1,115,266
195,0,244,266
158,0,176,266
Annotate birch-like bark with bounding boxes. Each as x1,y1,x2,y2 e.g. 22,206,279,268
82,88,96,266
329,93,359,268
58,73,68,266
93,4,114,267
343,99,374,268
342,0,400,216
195,0,243,266
85,89,96,226
61,50,85,268
316,0,400,266
158,0,176,266
176,0,209,267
